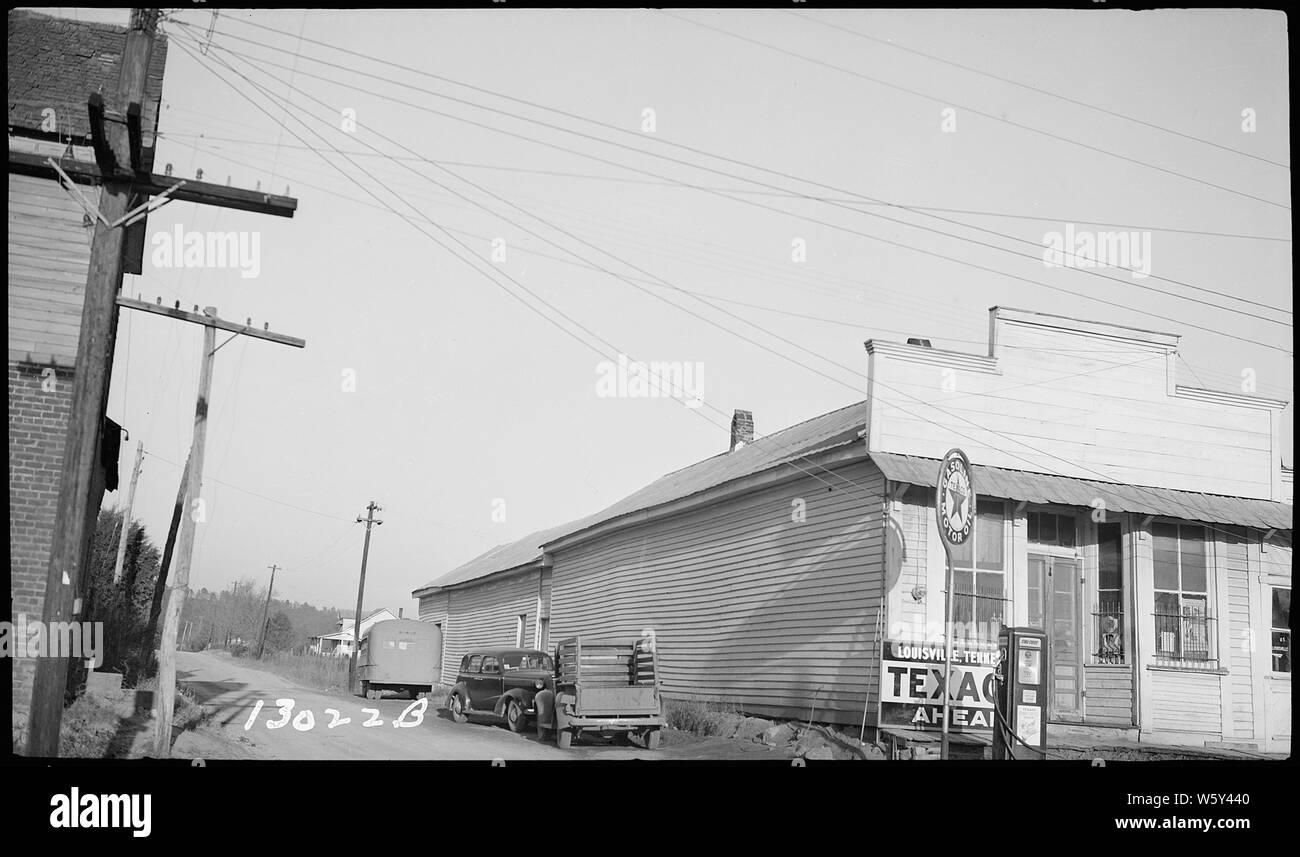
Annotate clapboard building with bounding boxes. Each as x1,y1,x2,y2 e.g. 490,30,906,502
413,307,1292,752
8,10,167,744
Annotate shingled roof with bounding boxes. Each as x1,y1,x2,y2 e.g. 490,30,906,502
8,9,167,155
412,399,869,595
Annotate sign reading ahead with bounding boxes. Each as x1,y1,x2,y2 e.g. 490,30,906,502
879,639,1001,732
936,448,976,549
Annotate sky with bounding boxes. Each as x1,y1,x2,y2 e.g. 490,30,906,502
38,8,1291,619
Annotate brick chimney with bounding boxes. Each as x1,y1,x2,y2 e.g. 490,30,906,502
730,410,754,452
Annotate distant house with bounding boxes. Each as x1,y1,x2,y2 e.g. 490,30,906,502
309,608,399,657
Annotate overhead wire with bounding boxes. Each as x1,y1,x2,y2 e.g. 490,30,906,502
170,25,1280,536
185,13,1292,321
174,23,1293,353
786,9,1290,171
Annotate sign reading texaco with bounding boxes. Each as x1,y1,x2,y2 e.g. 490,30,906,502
936,448,976,549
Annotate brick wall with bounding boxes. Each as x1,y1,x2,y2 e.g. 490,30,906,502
8,360,74,747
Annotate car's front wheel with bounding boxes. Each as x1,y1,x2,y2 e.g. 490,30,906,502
448,692,467,723
506,698,526,733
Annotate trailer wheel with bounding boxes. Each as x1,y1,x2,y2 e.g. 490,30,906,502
557,729,574,749
644,728,662,750
448,692,467,723
506,698,526,733
359,681,370,699
410,687,421,701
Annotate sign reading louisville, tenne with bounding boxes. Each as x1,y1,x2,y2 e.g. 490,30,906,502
879,640,1001,732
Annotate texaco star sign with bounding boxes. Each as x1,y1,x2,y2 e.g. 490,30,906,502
936,448,976,548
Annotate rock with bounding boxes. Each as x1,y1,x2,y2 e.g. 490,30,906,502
712,713,744,739
860,742,886,760
733,717,774,742
804,746,835,761
762,723,797,746
794,732,830,757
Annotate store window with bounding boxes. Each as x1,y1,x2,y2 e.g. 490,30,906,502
1152,522,1213,664
1028,511,1076,548
1272,588,1291,674
951,500,1007,641
1093,522,1125,664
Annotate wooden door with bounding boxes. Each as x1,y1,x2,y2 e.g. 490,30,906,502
1028,554,1084,720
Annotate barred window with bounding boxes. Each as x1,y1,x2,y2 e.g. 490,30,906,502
1093,522,1125,664
1152,523,1213,665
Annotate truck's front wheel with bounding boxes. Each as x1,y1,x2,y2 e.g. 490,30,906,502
644,728,662,750
557,729,574,749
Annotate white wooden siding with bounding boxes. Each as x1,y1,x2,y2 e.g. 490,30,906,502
867,311,1280,499
548,459,886,725
1083,665,1132,725
1149,669,1222,734
419,571,540,685
8,174,97,364
1221,530,1254,739
885,485,929,638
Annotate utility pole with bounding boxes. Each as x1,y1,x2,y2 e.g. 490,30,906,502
111,441,144,584
154,314,216,757
25,7,160,759
256,564,280,658
142,451,190,668
20,5,299,754
348,501,383,693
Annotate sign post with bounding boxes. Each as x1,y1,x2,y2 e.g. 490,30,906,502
936,448,976,760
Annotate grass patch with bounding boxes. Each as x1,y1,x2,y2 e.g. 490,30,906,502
663,697,742,737
254,650,352,695
57,681,212,759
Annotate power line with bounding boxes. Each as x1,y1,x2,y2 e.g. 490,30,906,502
786,10,1290,171
662,11,1291,212
178,28,1278,529
162,131,1270,379
176,23,1293,352
186,20,1295,322
170,32,889,503
193,31,1291,544
144,449,354,522
154,130,1293,243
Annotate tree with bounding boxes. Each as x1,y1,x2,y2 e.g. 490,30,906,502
69,509,162,692
264,612,295,655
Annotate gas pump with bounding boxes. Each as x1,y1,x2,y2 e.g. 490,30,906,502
993,627,1048,759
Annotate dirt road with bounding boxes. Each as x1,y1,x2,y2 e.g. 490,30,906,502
174,650,791,762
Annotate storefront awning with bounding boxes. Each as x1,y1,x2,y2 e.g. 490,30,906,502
871,452,1292,531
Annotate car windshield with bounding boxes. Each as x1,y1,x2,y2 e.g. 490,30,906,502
502,653,552,671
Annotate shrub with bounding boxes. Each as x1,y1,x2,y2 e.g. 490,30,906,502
663,697,741,736
229,642,249,658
